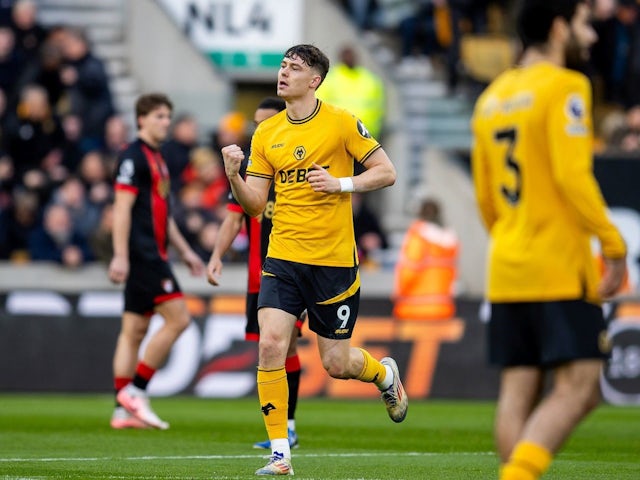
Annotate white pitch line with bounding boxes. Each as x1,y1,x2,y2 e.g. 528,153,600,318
0,451,494,463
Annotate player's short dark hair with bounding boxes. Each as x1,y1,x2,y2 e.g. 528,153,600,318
283,44,330,86
517,0,586,49
135,93,173,120
257,97,286,112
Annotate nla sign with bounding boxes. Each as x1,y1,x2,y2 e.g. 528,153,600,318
157,0,304,71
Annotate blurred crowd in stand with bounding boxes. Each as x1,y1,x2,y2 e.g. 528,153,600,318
339,0,640,154
0,0,118,266
3,0,638,271
0,0,234,267
0,0,392,270
591,0,640,154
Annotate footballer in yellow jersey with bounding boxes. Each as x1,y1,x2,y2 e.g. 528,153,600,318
247,100,380,268
220,44,407,476
472,62,626,304
470,3,628,480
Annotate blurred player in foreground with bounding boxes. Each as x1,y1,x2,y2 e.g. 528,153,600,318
221,44,407,476
207,97,304,450
109,93,204,430
471,2,627,479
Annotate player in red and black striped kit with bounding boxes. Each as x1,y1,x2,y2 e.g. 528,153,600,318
109,93,204,430
207,97,304,449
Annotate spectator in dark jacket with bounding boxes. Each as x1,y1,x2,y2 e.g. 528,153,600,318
28,202,93,267
162,113,199,195
3,84,65,185
9,0,47,63
0,26,25,97
0,187,39,260
59,27,114,149
13,38,66,113
352,192,389,267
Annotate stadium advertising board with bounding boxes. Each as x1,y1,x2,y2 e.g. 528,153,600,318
0,292,500,399
593,157,640,404
156,0,303,73
1,291,639,404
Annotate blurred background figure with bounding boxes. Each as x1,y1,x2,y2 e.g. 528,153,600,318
393,0,440,79
0,151,13,200
58,26,114,150
211,110,249,153
101,114,130,175
352,191,389,269
162,113,199,195
174,181,222,262
316,44,386,140
392,196,459,321
77,149,111,207
0,186,39,261
13,37,66,116
0,26,25,97
591,0,640,109
51,175,101,239
183,145,227,212
442,0,491,94
89,202,113,264
3,83,65,198
340,0,378,31
602,104,640,152
59,113,84,173
9,0,47,64
28,202,93,267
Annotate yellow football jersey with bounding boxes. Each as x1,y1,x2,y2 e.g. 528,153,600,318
247,100,381,267
471,62,626,303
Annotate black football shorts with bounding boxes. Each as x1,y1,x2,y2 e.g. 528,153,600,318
258,257,360,340
124,259,183,316
488,299,609,367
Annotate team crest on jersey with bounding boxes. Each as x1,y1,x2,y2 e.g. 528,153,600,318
157,179,170,198
564,94,587,136
161,278,174,293
293,145,306,160
116,159,135,184
356,119,371,138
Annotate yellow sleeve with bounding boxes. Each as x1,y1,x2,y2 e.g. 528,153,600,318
342,111,380,163
471,114,497,231
547,75,626,258
246,126,272,180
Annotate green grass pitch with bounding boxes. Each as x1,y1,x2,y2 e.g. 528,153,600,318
0,394,638,479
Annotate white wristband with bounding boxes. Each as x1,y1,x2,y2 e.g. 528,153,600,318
339,177,354,193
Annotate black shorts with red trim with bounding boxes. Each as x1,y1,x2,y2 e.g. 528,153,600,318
124,259,183,316
488,299,609,368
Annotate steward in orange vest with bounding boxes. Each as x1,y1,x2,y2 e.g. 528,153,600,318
392,199,460,320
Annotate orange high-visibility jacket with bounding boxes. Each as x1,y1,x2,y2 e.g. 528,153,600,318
392,220,460,320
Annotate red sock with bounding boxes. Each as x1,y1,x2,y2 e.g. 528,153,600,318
114,377,131,392
285,354,301,373
132,362,156,390
114,377,132,407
